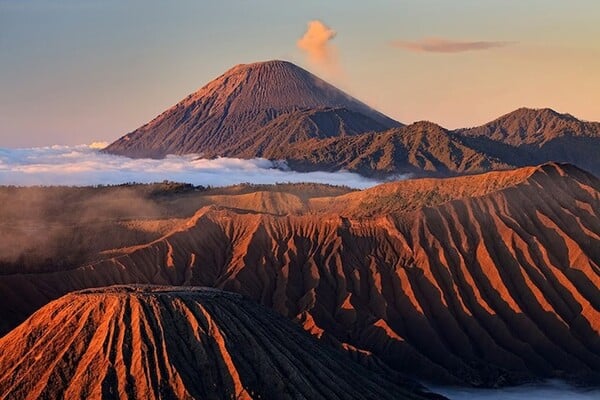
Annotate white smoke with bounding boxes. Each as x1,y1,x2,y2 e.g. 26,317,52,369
297,20,342,76
0,144,380,188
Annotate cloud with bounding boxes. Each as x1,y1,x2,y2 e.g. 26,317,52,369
0,144,380,189
432,380,600,400
297,20,340,73
391,37,513,53
89,141,109,149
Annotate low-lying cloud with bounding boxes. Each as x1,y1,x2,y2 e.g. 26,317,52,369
297,20,341,73
0,144,379,189
432,380,600,400
391,37,513,53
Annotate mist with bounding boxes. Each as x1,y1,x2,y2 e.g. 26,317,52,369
0,184,166,271
0,144,379,189
0,143,384,271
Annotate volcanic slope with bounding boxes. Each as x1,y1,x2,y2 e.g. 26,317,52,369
212,107,394,159
0,285,435,400
103,60,400,158
1,163,599,386
268,121,512,176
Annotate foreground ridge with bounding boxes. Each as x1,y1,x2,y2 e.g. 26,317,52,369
1,164,599,387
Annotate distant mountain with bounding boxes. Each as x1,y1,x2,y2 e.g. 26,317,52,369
274,109,600,177
104,60,400,158
456,108,600,175
458,107,600,145
103,60,600,176
0,285,433,399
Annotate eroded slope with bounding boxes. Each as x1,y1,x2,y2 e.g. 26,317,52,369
0,285,431,400
1,164,599,387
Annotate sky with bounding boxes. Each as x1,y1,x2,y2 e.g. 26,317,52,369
1,0,600,147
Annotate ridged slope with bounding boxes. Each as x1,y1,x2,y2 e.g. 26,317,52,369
276,121,511,176
215,107,391,158
104,61,399,158
309,165,541,216
1,164,599,386
0,285,431,400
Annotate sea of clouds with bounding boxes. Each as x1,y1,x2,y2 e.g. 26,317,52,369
432,380,600,400
0,144,381,188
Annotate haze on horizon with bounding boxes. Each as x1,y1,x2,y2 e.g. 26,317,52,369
1,0,599,147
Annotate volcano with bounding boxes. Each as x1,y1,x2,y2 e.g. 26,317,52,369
103,60,400,158
0,285,435,400
103,60,600,177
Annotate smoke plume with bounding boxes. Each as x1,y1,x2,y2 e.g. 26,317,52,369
297,20,340,74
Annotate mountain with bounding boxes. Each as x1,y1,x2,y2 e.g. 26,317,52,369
0,285,434,400
456,108,600,175
211,107,393,159
276,111,600,177
458,107,600,145
2,163,599,386
268,121,512,176
104,60,400,158
102,59,600,176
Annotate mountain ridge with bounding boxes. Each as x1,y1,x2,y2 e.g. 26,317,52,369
458,107,600,145
455,108,600,175
1,163,598,386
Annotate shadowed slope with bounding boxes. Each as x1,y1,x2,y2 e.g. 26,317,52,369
275,121,511,176
104,60,399,158
213,107,392,158
0,285,433,400
457,108,600,175
1,164,599,387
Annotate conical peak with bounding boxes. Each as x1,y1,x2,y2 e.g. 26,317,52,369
198,59,326,105
0,285,425,400
226,59,299,74
103,59,399,158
